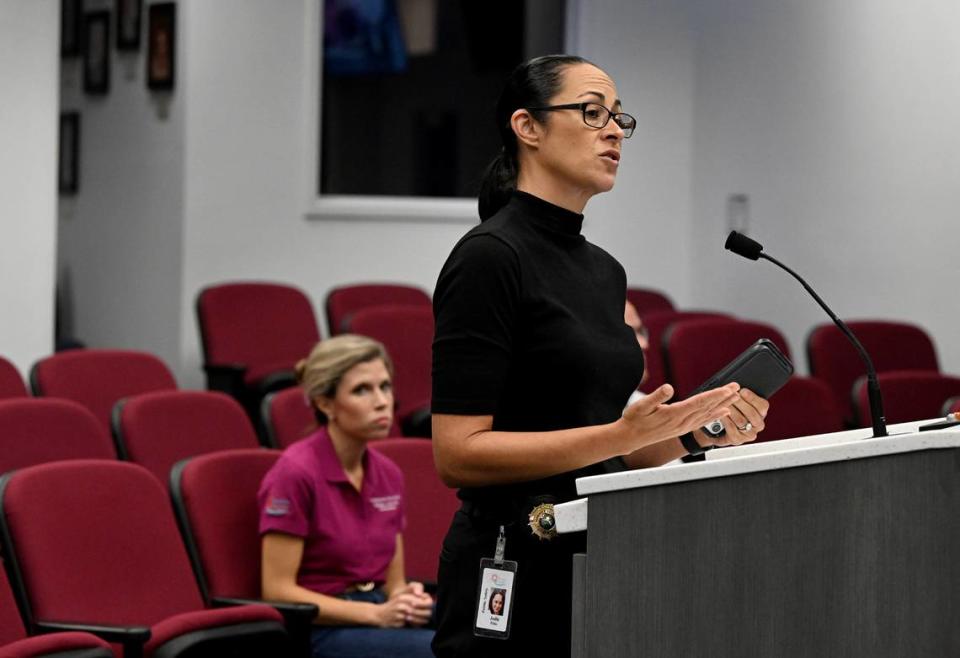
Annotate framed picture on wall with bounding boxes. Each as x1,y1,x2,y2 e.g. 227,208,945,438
59,112,80,195
147,3,176,90
83,11,110,95
116,0,143,51
61,0,82,57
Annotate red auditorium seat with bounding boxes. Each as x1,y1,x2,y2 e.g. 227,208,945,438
325,283,431,336
0,357,27,399
663,318,842,441
663,318,791,399
196,281,320,416
637,310,732,394
807,320,938,425
0,565,114,657
29,349,176,431
0,398,116,473
0,460,288,657
260,387,316,449
370,439,459,586
170,449,316,657
759,376,844,442
625,286,674,315
112,390,262,487
344,305,433,437
853,371,960,426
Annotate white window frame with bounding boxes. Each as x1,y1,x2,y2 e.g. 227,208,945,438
301,0,580,222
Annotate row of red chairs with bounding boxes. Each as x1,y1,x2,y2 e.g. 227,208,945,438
6,313,959,445
637,312,960,436
0,350,179,433
0,456,298,657
195,282,674,439
0,394,458,655
195,279,960,438
9,279,959,430
0,344,401,447
192,282,677,438
1,348,340,453
195,282,433,436
6,320,959,444
0,364,304,653
0,392,459,564
0,345,462,575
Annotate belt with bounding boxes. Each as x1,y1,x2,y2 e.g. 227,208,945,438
461,495,559,541
342,581,377,594
460,499,511,525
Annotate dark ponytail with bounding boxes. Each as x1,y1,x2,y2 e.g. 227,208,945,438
477,54,592,221
478,149,517,222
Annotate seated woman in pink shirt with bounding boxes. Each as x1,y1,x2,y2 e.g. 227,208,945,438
259,335,434,658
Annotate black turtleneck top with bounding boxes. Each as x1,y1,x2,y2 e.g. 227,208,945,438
432,191,645,506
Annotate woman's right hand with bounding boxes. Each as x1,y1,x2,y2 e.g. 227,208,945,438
621,382,740,450
373,590,433,628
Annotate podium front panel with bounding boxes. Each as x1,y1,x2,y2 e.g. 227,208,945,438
579,448,960,657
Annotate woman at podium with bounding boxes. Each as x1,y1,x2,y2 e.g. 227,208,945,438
430,55,769,657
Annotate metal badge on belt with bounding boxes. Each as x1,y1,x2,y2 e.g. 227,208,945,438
528,502,557,540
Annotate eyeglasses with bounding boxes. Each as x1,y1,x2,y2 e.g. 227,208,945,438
526,102,636,138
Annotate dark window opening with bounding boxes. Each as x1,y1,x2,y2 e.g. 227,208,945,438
319,0,566,198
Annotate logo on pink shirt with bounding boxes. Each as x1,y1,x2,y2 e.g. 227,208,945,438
265,496,291,516
370,494,401,512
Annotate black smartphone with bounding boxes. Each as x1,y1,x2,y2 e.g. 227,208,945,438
689,338,794,436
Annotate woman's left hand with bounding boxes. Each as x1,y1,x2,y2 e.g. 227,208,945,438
390,581,433,627
696,388,769,447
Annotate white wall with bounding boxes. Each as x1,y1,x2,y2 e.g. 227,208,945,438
688,0,960,373
0,0,59,376
575,0,697,306
58,0,185,378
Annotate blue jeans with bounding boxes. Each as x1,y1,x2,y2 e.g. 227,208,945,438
310,590,435,658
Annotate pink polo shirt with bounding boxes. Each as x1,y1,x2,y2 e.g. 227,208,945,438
258,426,406,595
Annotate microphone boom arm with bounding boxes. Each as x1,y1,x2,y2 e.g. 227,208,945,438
759,253,888,438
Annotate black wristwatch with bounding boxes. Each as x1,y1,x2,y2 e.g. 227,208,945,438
679,432,713,456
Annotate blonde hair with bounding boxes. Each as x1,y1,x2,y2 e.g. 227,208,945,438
295,335,394,412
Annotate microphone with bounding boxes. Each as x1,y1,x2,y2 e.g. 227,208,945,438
724,231,763,261
724,231,888,438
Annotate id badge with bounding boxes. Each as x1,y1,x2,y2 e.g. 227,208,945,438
474,524,518,639
474,557,518,639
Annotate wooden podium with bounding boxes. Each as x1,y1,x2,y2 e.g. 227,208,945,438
555,422,960,657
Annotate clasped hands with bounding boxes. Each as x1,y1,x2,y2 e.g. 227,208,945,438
623,382,769,450
377,581,433,628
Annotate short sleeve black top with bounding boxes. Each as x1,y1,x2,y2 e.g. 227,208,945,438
431,191,645,506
